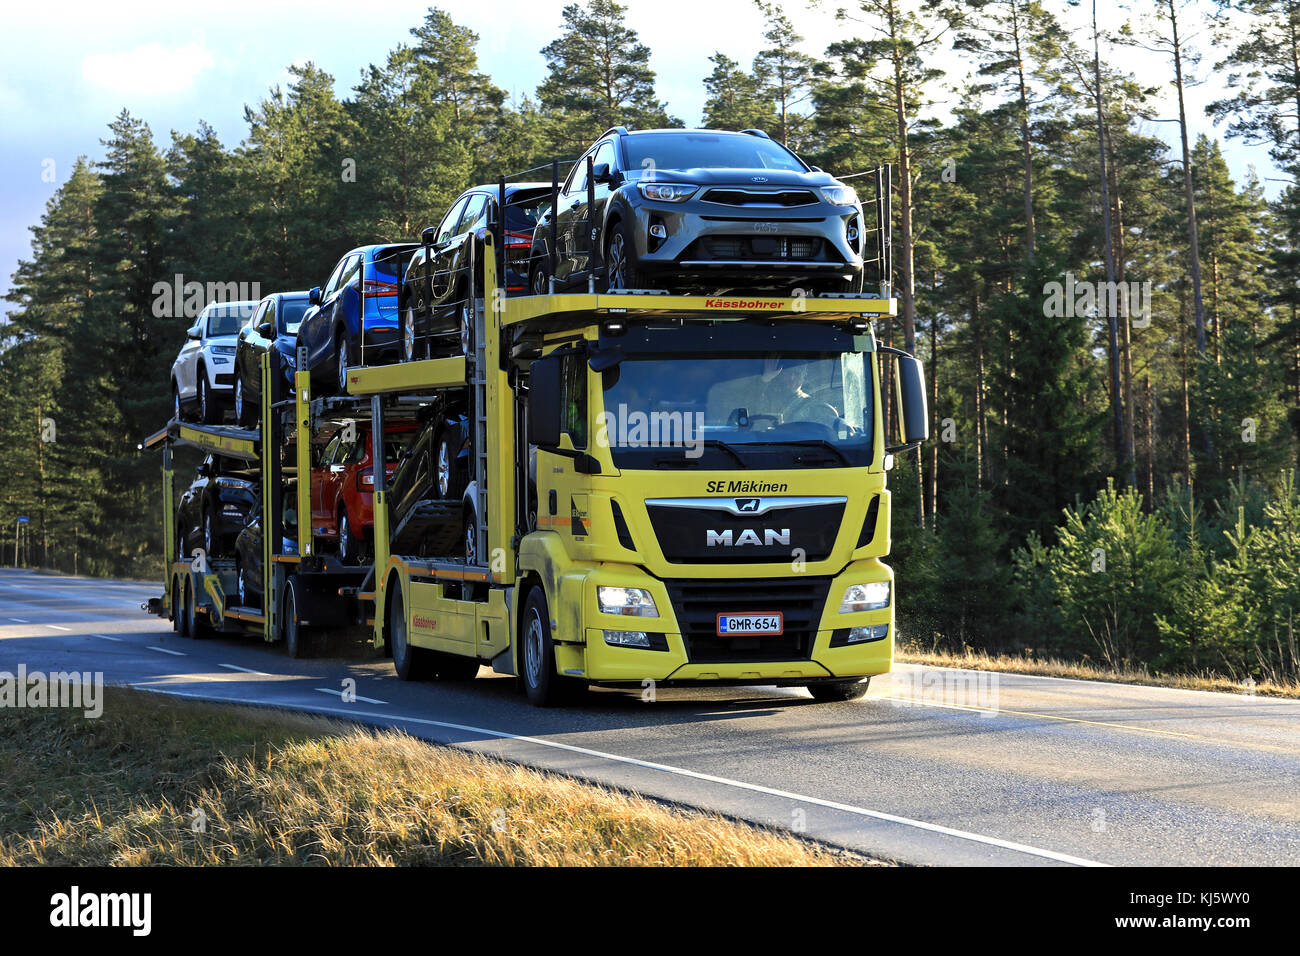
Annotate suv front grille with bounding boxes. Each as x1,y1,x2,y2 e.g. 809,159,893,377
690,235,826,261
702,189,819,207
665,577,831,664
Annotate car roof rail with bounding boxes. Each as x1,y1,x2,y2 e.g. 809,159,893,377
602,126,630,138
740,128,772,139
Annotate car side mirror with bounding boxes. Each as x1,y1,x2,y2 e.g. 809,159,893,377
593,163,617,185
258,322,273,338
308,286,321,306
885,352,929,453
421,225,437,245
187,328,201,340
528,354,564,448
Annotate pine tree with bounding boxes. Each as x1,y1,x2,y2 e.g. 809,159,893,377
537,0,678,156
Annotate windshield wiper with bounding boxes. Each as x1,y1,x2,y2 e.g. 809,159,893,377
748,439,852,467
652,439,747,468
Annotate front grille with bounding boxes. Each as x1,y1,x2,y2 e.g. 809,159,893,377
689,235,827,262
665,576,831,663
702,189,818,207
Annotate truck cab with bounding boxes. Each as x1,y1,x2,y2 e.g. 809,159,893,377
517,314,927,701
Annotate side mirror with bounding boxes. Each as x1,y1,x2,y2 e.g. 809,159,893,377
187,327,201,340
197,461,212,478
593,163,617,185
528,354,564,447
308,286,321,306
421,225,438,245
886,352,929,452
258,322,273,338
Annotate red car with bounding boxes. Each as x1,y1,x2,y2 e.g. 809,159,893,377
311,422,415,563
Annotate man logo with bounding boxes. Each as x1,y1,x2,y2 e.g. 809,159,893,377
736,498,761,513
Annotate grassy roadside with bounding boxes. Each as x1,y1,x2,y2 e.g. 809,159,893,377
896,644,1300,700
0,684,861,866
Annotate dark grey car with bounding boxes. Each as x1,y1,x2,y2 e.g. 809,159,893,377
528,128,866,296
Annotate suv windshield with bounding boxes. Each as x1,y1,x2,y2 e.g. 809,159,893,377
622,132,807,174
279,299,309,335
206,304,255,336
600,352,873,469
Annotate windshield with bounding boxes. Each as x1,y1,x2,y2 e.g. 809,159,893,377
600,352,874,469
206,304,255,335
279,299,309,336
622,132,807,175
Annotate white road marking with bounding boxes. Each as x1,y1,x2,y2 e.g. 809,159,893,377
221,663,272,676
92,634,123,642
148,646,186,657
46,624,71,631
315,687,388,706
132,687,1107,867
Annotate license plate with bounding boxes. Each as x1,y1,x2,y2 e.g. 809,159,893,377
716,612,783,636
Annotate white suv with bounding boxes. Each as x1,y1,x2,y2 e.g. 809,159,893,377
171,301,258,423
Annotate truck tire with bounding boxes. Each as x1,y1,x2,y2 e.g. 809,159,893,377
520,587,580,706
389,582,432,680
283,577,311,658
184,578,202,638
806,678,870,702
175,579,188,636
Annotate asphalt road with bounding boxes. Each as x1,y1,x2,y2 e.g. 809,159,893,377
1,567,1297,866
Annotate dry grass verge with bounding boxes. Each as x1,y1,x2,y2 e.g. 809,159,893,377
0,684,860,866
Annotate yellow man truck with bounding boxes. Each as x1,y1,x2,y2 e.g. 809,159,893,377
146,167,929,707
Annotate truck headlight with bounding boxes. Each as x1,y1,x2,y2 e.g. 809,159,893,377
821,185,858,206
840,581,890,612
597,586,658,616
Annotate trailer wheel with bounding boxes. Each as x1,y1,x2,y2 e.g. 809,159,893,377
183,578,201,638
806,678,870,702
521,587,574,707
388,583,432,680
283,577,311,658
174,578,188,636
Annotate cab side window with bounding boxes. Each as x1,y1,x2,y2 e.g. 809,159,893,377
562,353,587,449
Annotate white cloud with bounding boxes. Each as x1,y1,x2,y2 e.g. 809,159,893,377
81,41,216,98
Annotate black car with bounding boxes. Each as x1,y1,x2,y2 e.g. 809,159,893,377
528,127,865,295
233,480,298,609
399,183,549,361
176,455,258,561
387,402,471,530
296,243,419,395
233,291,311,426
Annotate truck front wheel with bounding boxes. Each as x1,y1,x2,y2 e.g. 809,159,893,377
283,577,311,658
806,678,870,702
521,587,580,707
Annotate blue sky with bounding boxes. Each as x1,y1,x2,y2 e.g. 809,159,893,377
0,0,1282,319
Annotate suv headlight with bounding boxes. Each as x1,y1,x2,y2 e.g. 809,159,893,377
597,586,658,617
840,581,890,613
820,185,858,206
209,346,237,355
638,182,697,202
216,477,253,491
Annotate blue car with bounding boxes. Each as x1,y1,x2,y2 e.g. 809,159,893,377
233,291,311,426
296,243,418,395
